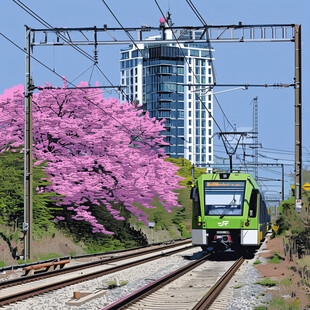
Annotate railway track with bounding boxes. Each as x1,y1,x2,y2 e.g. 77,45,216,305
0,240,193,307
103,256,244,310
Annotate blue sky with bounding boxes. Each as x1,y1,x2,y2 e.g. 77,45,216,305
1,0,308,200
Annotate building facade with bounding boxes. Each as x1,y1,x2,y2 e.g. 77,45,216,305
120,16,214,167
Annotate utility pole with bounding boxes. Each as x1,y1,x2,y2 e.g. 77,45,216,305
23,26,33,261
252,97,259,181
295,25,302,213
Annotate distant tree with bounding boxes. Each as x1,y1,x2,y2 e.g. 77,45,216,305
0,82,183,234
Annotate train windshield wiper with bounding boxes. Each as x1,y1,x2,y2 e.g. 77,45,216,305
219,194,236,219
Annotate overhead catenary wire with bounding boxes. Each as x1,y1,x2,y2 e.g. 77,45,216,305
184,0,216,83
153,0,234,153
0,32,159,153
12,0,134,104
99,0,144,58
12,0,96,63
213,94,235,131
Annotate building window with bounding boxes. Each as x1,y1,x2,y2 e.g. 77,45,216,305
209,146,212,153
190,49,199,56
189,147,192,152
189,76,192,82
202,155,206,162
189,137,192,143
209,129,212,135
208,102,212,109
122,52,129,59
209,155,212,161
189,128,192,134
189,120,192,125
208,77,212,83
189,94,192,99
196,155,200,162
189,155,192,160
208,95,212,100
209,120,212,127
189,102,191,108
189,111,192,117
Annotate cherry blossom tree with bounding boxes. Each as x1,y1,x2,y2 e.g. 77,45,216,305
0,81,183,234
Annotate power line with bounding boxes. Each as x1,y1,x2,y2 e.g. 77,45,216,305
100,0,144,58
12,0,134,104
0,32,157,152
213,94,235,131
185,0,216,83
153,0,229,142
12,0,96,63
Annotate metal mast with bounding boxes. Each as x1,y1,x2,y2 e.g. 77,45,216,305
252,97,258,181
23,26,33,261
294,25,302,212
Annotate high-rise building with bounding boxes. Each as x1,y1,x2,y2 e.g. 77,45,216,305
120,14,214,167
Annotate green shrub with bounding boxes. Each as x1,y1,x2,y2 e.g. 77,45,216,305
0,260,5,268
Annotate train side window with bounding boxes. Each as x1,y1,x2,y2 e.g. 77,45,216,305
249,189,258,218
191,188,201,217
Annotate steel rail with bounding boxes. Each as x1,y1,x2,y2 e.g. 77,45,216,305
0,239,192,289
0,243,194,307
193,256,244,309
102,253,210,310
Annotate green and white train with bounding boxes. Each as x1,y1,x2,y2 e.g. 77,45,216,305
191,172,271,252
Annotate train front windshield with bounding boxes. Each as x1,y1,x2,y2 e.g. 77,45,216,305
204,181,245,216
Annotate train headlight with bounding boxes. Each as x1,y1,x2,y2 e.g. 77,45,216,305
245,221,250,227
198,222,202,226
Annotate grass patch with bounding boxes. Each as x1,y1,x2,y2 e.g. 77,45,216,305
280,277,292,286
297,255,310,268
107,279,118,289
233,284,243,289
254,277,278,287
268,253,282,264
119,280,128,286
253,259,262,265
35,253,62,261
69,251,76,257
17,258,32,264
254,307,267,310
0,261,5,268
